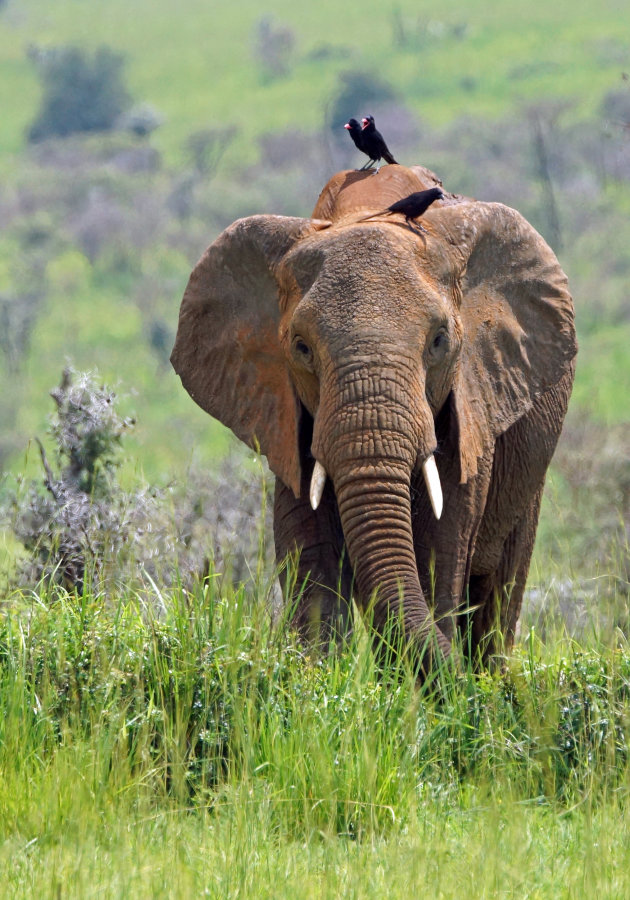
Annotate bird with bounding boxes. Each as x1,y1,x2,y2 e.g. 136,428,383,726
359,187,444,232
360,115,398,169
344,118,372,170
344,117,364,149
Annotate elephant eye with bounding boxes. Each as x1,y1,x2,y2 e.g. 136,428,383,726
428,327,449,361
292,336,314,369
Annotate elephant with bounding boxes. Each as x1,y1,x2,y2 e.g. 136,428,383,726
171,163,577,672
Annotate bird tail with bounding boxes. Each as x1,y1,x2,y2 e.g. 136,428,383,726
383,151,398,165
358,209,390,222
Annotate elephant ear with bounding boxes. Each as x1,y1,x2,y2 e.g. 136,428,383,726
434,202,577,483
171,214,328,497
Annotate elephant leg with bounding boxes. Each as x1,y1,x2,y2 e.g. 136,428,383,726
273,475,353,648
413,479,480,647
412,406,493,647
465,485,543,664
465,370,574,663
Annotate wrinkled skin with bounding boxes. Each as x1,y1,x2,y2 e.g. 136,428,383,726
171,165,577,672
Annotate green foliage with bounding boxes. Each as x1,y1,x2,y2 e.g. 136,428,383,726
45,249,91,296
2,573,630,896
27,45,130,142
328,69,398,133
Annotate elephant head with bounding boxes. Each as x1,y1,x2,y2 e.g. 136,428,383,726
171,165,576,665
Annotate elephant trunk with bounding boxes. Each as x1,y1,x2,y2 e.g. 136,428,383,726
311,359,452,669
337,469,451,665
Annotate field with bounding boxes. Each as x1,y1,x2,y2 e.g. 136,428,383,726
1,0,627,163
2,569,630,898
0,0,629,896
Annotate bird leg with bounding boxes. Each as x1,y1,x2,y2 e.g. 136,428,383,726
408,220,428,236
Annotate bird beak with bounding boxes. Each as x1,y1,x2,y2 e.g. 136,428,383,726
344,123,351,130
361,118,368,127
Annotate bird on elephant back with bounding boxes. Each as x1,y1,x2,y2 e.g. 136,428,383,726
171,163,577,678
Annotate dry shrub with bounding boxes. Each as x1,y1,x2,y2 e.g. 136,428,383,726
172,454,274,589
4,368,274,598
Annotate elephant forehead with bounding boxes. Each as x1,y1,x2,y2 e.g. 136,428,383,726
285,227,451,332
286,225,425,291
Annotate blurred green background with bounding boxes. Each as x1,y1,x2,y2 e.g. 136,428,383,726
0,0,628,585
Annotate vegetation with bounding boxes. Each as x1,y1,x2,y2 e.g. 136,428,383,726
0,365,626,897
0,0,628,483
4,370,273,594
1,550,630,896
27,45,130,143
0,0,628,894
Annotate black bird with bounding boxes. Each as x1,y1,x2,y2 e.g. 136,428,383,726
360,115,398,169
360,187,444,232
344,118,373,170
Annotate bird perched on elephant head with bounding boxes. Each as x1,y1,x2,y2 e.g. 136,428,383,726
344,118,368,165
360,187,444,232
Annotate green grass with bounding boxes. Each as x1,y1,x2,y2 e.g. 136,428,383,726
4,789,630,897
1,557,630,898
571,325,630,425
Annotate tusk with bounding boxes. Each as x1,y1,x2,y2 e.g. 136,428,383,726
310,460,327,510
422,455,443,520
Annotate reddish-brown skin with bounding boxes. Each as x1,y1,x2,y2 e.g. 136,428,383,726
171,164,577,672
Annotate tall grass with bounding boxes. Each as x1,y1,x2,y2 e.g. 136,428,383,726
2,549,630,896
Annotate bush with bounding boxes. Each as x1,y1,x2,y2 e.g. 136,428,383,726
5,368,274,597
327,70,397,136
172,455,274,589
601,87,630,129
7,368,139,591
252,16,296,81
27,45,130,142
0,236,48,374
552,414,630,583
